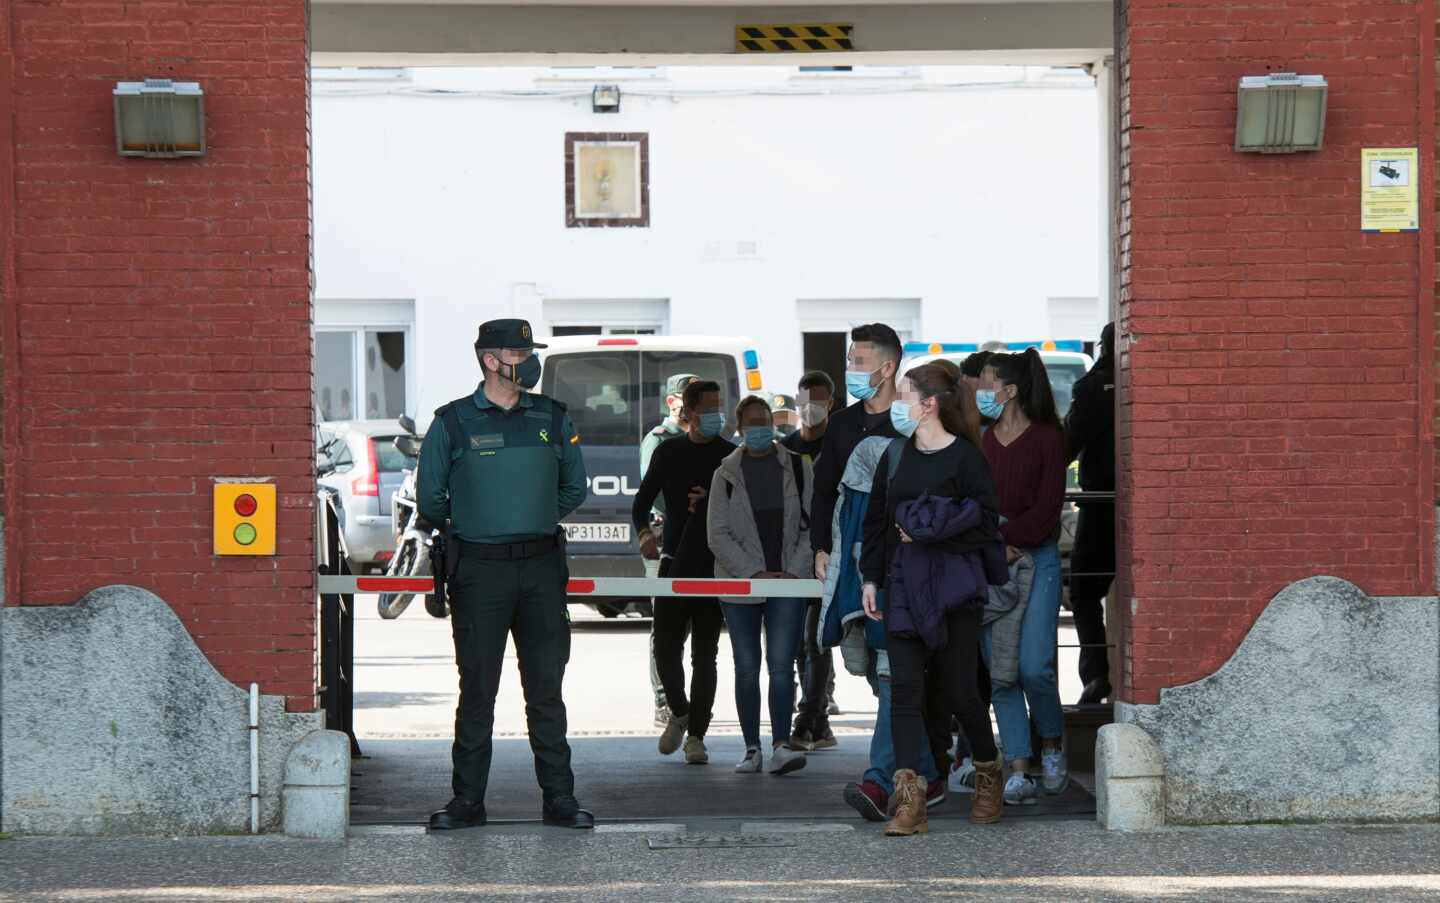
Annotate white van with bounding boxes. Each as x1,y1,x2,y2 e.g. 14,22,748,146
540,335,766,615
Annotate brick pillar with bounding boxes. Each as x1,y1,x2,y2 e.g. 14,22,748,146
0,2,316,710
1117,0,1436,703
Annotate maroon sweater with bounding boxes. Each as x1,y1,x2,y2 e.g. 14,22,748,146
982,424,1067,548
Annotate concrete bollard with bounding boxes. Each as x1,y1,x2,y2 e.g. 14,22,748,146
283,730,351,839
1095,723,1165,832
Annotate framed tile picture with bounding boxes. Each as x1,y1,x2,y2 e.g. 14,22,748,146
566,132,650,228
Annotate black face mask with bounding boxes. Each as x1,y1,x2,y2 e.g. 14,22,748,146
486,352,541,389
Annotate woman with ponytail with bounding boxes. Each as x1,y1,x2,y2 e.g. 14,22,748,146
858,361,1009,834
976,348,1069,806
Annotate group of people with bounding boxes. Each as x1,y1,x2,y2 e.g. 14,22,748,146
415,316,1115,837
632,322,1117,835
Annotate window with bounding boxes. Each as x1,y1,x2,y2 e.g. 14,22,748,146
316,333,356,423
1045,361,1089,418
546,352,641,447
373,437,416,473
544,298,669,336
314,327,410,423
551,325,658,337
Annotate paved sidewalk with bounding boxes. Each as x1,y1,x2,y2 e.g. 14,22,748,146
2,822,1437,902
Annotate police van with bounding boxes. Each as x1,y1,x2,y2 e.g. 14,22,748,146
540,335,765,616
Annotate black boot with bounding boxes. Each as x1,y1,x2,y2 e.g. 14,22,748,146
543,795,595,829
428,797,486,831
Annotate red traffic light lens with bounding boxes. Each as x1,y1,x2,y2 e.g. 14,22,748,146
234,494,258,517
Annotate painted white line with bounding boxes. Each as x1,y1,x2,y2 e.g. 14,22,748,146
739,822,855,834
595,822,686,834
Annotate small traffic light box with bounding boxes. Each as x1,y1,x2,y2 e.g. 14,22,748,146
214,482,277,556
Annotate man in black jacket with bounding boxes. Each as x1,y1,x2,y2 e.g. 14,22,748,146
1064,323,1116,705
811,324,905,580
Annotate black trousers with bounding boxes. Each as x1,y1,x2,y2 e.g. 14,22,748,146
1070,503,1116,686
889,605,998,773
448,547,574,804
652,596,722,737
950,653,994,760
794,600,835,734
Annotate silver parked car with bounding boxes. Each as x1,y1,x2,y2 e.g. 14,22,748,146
317,420,418,574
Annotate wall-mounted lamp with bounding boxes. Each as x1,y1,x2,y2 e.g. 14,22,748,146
592,85,621,114
113,78,205,158
1234,72,1327,154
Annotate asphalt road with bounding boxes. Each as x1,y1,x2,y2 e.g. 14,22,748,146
349,594,1098,824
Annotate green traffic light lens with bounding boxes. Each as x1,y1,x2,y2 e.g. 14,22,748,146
233,523,258,546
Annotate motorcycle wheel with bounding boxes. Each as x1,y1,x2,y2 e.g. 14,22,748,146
377,542,419,619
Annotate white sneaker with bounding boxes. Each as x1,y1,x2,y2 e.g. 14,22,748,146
683,736,709,765
1041,748,1070,795
658,713,689,756
948,757,976,795
735,747,763,773
768,743,807,776
1003,772,1038,806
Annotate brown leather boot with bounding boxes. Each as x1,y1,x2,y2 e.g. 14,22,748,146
883,769,929,836
970,758,1003,824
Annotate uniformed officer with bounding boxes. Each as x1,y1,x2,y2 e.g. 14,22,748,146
1064,322,1116,705
417,318,593,831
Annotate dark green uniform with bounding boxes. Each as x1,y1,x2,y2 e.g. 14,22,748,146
417,381,588,806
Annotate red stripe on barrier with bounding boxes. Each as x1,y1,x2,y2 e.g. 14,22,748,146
355,577,435,592
566,579,597,594
672,580,751,595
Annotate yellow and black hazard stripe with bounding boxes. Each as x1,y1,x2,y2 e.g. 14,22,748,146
736,24,854,53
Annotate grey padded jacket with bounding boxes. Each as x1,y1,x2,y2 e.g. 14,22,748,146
706,443,814,605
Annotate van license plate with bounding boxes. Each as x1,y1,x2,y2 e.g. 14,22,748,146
565,523,631,543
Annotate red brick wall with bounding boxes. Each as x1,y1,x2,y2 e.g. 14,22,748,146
0,1,317,710
1117,0,1436,704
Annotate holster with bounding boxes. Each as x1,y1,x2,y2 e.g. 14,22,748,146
426,525,458,619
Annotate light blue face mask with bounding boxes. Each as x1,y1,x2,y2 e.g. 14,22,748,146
698,411,725,438
743,426,774,451
976,389,1006,420
845,369,878,402
889,401,918,437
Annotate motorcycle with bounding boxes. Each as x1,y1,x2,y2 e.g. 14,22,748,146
377,415,435,620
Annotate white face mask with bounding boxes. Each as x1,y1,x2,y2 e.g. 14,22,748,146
798,403,828,427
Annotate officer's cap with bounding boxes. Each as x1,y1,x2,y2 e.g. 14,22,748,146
665,373,700,397
769,393,797,413
475,318,547,351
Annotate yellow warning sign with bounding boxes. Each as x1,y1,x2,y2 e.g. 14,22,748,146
736,24,854,53
1360,147,1418,233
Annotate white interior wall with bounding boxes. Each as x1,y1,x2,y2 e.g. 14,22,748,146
313,65,1102,424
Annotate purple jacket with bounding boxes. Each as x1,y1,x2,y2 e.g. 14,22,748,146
888,492,1009,651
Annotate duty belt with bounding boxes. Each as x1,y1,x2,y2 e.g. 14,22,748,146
457,534,558,561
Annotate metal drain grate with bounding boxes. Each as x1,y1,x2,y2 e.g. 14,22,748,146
648,833,797,850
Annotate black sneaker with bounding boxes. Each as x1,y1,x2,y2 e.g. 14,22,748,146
543,795,595,829
1078,678,1113,705
790,728,816,752
428,797,486,831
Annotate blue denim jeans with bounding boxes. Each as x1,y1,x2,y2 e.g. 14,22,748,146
721,598,807,748
983,541,1064,763
864,666,938,795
